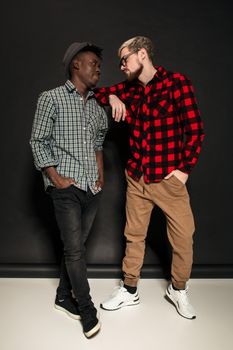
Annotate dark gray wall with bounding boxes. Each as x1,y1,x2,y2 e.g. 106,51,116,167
0,0,232,277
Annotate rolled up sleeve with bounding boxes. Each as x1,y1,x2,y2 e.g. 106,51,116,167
30,91,59,170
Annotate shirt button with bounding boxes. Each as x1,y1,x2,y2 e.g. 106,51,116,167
85,157,88,160
83,141,86,144
80,97,83,101
83,127,86,130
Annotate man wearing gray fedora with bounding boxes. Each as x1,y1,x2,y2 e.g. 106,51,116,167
30,42,108,338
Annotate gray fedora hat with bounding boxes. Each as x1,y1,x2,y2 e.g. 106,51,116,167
63,42,102,77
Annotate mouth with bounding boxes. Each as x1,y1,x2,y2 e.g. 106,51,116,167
123,69,130,75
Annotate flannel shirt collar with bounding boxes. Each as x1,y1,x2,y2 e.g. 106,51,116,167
153,65,167,81
65,80,94,98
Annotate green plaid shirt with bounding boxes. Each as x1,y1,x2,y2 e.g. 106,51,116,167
30,80,108,193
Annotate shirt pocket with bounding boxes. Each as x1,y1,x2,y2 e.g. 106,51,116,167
149,92,174,118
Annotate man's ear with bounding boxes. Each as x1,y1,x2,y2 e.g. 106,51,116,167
138,48,147,61
72,58,80,70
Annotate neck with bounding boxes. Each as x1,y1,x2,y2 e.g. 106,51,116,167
71,76,88,97
138,63,157,86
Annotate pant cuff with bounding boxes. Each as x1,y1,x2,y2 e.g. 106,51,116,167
123,278,138,287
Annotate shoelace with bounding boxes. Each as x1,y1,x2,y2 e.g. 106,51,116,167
111,286,126,297
178,288,190,306
110,282,127,297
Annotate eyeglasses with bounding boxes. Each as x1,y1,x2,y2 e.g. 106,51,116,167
119,50,138,68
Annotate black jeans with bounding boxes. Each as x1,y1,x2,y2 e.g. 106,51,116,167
49,185,101,312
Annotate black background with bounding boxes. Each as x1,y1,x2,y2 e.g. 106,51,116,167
0,0,232,277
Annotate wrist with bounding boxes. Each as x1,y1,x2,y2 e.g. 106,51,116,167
176,169,188,175
44,167,60,186
109,94,116,101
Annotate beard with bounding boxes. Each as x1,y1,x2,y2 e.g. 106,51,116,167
125,63,143,82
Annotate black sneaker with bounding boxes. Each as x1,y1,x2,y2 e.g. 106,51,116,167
81,308,100,338
55,296,81,320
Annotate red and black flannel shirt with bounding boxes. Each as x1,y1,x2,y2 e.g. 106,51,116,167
95,66,205,183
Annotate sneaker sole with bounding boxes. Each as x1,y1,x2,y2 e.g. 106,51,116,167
84,321,101,338
100,298,140,311
165,289,196,320
54,304,81,320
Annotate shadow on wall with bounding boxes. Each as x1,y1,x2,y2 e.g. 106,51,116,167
29,170,63,262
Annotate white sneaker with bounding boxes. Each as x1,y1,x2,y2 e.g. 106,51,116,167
101,282,140,310
166,283,196,319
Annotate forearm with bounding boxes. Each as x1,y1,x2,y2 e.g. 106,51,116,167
43,166,75,189
94,82,127,106
43,166,60,187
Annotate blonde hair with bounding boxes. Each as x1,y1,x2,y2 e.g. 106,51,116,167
118,36,154,62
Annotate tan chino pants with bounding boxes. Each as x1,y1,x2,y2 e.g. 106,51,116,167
123,172,195,290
